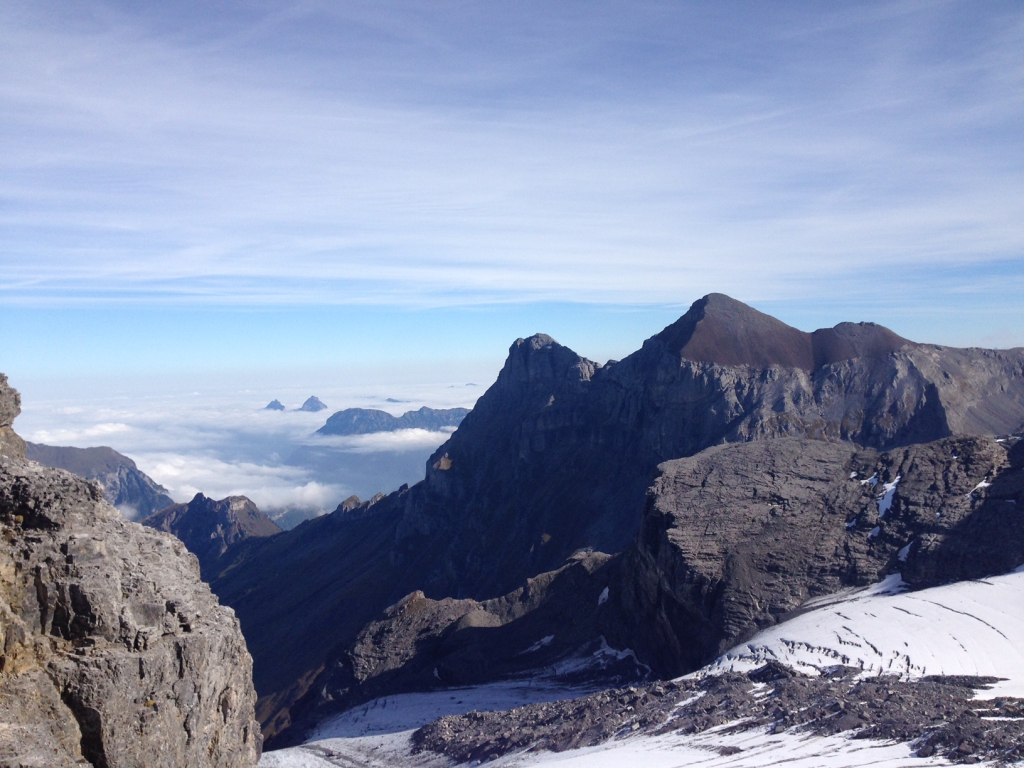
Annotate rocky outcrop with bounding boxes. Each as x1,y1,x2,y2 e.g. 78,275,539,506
331,551,642,707
143,493,281,581
414,669,1024,765
316,406,470,436
0,377,261,766
0,374,25,461
26,442,175,520
211,295,1024,743
612,435,1024,677
264,400,285,411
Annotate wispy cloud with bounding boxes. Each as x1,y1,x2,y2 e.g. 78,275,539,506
2,1,1022,310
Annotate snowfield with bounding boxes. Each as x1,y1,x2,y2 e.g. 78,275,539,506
701,570,1024,699
261,569,1024,767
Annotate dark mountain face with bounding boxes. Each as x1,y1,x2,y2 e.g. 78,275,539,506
299,396,328,412
143,493,282,581
316,406,470,436
657,293,914,370
265,399,286,411
209,295,1024,744
25,442,175,519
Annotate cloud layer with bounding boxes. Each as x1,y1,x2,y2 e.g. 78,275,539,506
16,371,481,521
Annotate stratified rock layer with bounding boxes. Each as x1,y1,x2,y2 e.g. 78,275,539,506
0,456,261,766
614,436,1024,677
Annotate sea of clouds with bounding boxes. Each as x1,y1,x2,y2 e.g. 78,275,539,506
15,366,489,526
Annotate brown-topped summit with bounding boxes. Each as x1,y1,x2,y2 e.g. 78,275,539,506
656,293,913,371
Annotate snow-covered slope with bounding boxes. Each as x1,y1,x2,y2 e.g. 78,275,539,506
700,568,1024,698
259,681,596,768
261,569,1024,767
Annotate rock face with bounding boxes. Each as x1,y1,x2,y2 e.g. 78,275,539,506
316,406,471,436
298,397,327,412
264,400,285,411
143,493,281,581
333,551,643,709
612,435,1024,677
0,378,261,767
0,374,25,461
25,442,175,520
210,295,1024,743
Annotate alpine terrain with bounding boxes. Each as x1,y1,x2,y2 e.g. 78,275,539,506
171,294,1024,760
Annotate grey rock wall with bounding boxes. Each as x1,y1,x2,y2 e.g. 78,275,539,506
613,435,1024,677
0,374,25,461
0,455,261,766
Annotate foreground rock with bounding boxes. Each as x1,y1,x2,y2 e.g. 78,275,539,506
0,374,25,460
26,442,175,520
143,493,282,581
414,668,1024,764
0,376,261,766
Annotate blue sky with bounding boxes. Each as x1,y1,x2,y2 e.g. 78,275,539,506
2,0,1023,383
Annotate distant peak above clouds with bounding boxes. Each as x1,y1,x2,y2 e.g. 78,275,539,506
316,406,470,437
264,399,286,411
298,396,328,412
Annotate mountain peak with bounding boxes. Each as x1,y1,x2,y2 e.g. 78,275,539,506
298,396,328,412
656,294,815,370
654,294,913,371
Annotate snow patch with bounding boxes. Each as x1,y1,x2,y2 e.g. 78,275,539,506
848,471,858,479
597,586,609,606
521,635,555,654
594,636,652,676
876,475,900,517
868,526,880,538
897,542,913,562
969,479,992,497
859,473,878,487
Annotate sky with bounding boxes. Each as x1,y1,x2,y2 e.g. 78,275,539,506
1,1,1022,514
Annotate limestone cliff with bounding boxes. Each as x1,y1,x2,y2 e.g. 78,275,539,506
0,374,25,461
0,377,261,767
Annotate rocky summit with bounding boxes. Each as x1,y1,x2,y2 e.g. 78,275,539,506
143,493,281,582
205,294,1024,745
0,378,262,767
